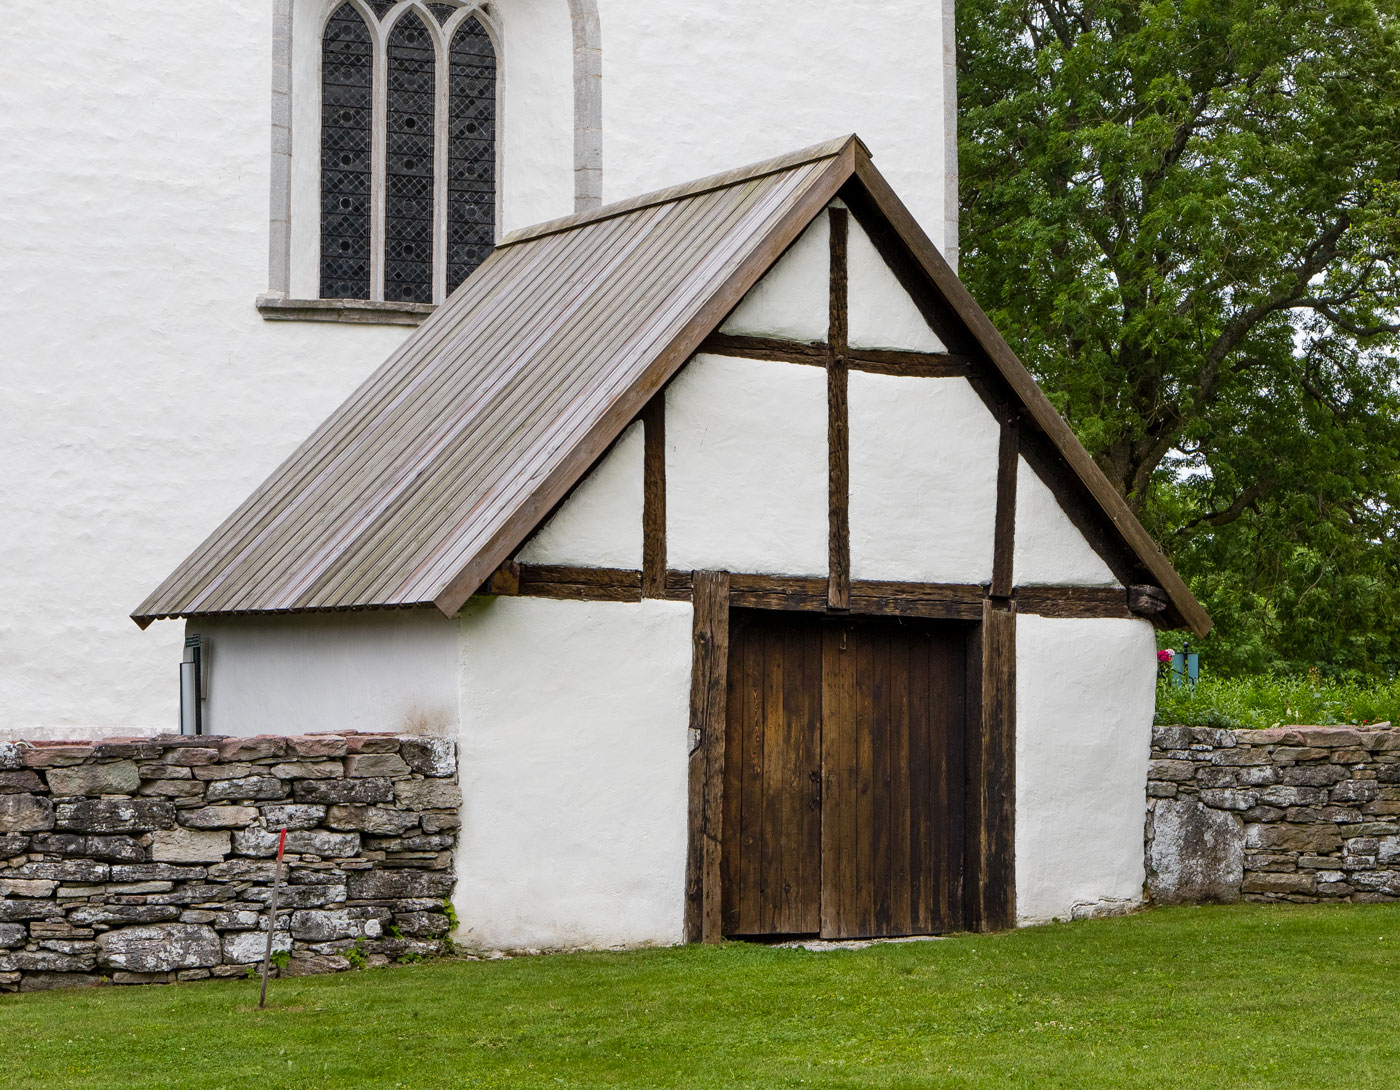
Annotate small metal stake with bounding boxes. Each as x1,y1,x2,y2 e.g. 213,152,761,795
258,828,287,1009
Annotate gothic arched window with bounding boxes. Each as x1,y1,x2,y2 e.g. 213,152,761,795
318,1,499,305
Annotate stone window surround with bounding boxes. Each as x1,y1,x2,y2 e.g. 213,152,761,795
259,0,602,327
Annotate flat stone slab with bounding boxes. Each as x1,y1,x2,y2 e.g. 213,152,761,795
1148,798,1244,904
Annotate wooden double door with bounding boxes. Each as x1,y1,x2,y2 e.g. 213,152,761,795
721,610,969,940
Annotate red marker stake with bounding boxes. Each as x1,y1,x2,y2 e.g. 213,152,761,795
258,828,288,1010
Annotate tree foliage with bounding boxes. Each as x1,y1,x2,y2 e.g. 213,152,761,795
958,0,1400,673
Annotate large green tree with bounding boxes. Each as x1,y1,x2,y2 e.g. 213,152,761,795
958,0,1400,673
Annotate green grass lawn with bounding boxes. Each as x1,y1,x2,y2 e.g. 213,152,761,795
5,903,1400,1089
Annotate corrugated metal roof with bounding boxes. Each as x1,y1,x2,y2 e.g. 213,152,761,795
134,136,856,624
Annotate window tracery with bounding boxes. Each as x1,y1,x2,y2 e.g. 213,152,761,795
318,1,498,305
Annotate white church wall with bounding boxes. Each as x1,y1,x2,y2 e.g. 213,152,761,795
1014,614,1157,924
454,596,693,949
596,0,960,265
720,212,830,343
0,4,415,735
666,354,828,576
849,375,1000,584
1013,458,1122,587
516,420,643,568
189,610,460,737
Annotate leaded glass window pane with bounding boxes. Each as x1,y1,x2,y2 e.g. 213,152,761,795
446,16,496,295
319,4,373,300
384,12,436,305
427,3,457,25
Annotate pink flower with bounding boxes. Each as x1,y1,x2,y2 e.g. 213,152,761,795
1157,649,1174,664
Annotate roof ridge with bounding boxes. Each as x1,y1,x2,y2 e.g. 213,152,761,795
498,134,866,248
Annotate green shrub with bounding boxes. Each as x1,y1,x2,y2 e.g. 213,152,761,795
1154,668,1400,730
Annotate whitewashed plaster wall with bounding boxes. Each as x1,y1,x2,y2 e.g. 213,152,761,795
596,0,960,266
454,596,693,949
849,375,1000,584
516,421,643,567
1014,615,1157,924
0,5,414,735
666,354,828,575
847,217,946,353
188,610,460,736
1014,458,1121,587
721,211,829,343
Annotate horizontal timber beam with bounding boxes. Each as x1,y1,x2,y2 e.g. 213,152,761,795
699,332,975,378
485,566,1160,624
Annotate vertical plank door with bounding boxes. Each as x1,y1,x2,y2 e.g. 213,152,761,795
721,611,824,936
820,617,967,939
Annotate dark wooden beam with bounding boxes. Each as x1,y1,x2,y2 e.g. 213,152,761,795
1015,584,1134,620
685,570,731,943
698,331,974,377
827,206,851,612
515,564,642,602
482,561,520,596
991,414,1019,600
642,397,667,599
968,598,1016,931
665,571,985,620
1128,584,1169,615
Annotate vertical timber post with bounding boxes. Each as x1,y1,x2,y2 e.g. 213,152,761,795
827,205,850,611
685,570,730,943
968,598,1016,930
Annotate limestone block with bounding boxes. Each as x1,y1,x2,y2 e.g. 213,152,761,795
245,883,347,909
285,736,348,758
161,748,219,767
193,763,253,781
1241,872,1316,895
8,860,109,882
0,834,29,856
1245,824,1342,853
400,738,456,778
20,745,93,768
178,806,259,829
55,798,174,833
18,972,103,991
222,930,291,964
1147,798,1245,904
0,743,21,771
1352,871,1400,894
1200,788,1256,811
1281,765,1348,787
1332,779,1381,804
285,954,351,976
10,950,94,973
0,771,44,794
0,924,26,947
326,805,418,835
393,780,459,810
109,864,206,882
395,911,449,936
139,780,206,797
67,904,182,927
151,828,231,863
206,777,288,802
285,830,360,857
1258,786,1325,807
293,779,393,804
210,909,261,931
420,813,460,834
46,761,140,797
347,870,453,900
258,804,326,830
97,924,222,972
345,754,410,778
29,833,145,862
1149,759,1197,783
271,762,343,781
0,794,54,833
0,879,56,897
218,737,290,761
290,908,371,942
0,899,58,922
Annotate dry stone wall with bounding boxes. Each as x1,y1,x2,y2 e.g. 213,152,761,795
0,733,458,992
1146,725,1400,905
